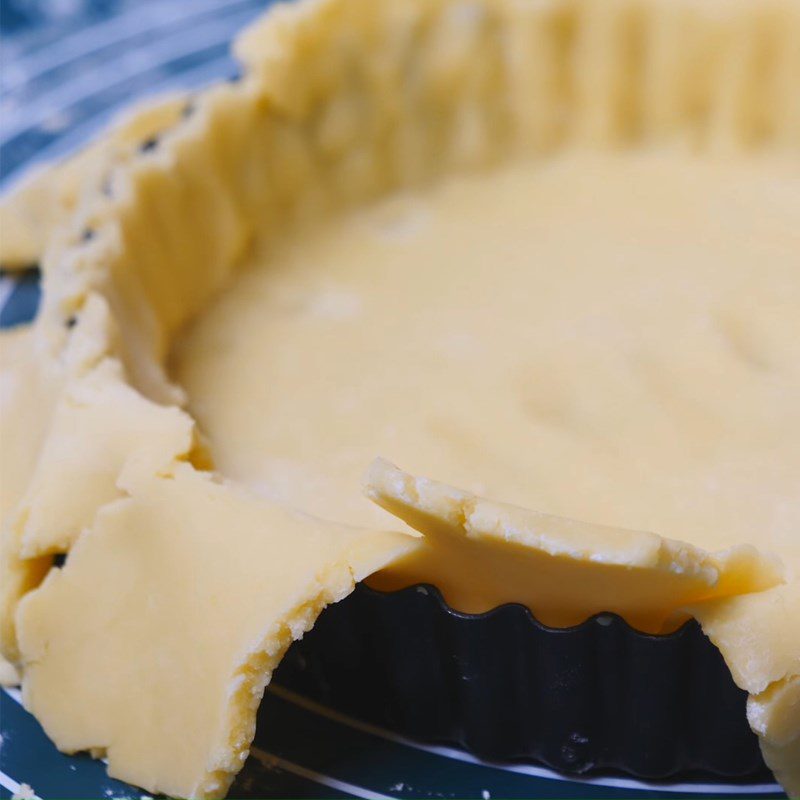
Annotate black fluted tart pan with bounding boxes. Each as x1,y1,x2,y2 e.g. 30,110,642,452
273,582,768,781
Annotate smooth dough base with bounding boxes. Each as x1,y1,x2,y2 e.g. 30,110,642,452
172,150,800,619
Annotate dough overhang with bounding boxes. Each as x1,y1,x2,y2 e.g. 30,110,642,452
18,461,414,799
364,461,799,797
363,459,785,635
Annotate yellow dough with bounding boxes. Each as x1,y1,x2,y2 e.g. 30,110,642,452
171,150,799,586
747,676,800,796
363,460,783,634
0,327,57,678
18,461,413,799
0,0,799,797
0,93,188,270
16,357,198,559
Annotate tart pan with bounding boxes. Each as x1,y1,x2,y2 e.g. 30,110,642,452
274,583,769,781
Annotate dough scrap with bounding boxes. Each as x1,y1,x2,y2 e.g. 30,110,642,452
17,461,413,799
690,583,800,694
0,302,195,664
17,357,197,558
0,328,60,524
0,657,19,686
364,459,784,634
748,677,800,798
690,583,800,798
0,327,59,673
0,93,188,269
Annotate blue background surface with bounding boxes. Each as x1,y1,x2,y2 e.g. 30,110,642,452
0,3,788,798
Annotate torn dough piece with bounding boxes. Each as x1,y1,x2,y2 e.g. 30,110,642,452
691,586,800,799
748,677,800,799
0,327,59,677
0,328,59,522
0,657,19,686
1,345,198,666
364,459,783,635
0,306,114,667
17,357,197,558
0,93,188,269
17,461,413,800
689,582,800,694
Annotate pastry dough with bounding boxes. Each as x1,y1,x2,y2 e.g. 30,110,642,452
363,460,783,634
0,328,56,675
0,93,188,270
749,677,800,795
171,148,799,573
16,358,197,559
0,0,798,796
18,460,413,799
